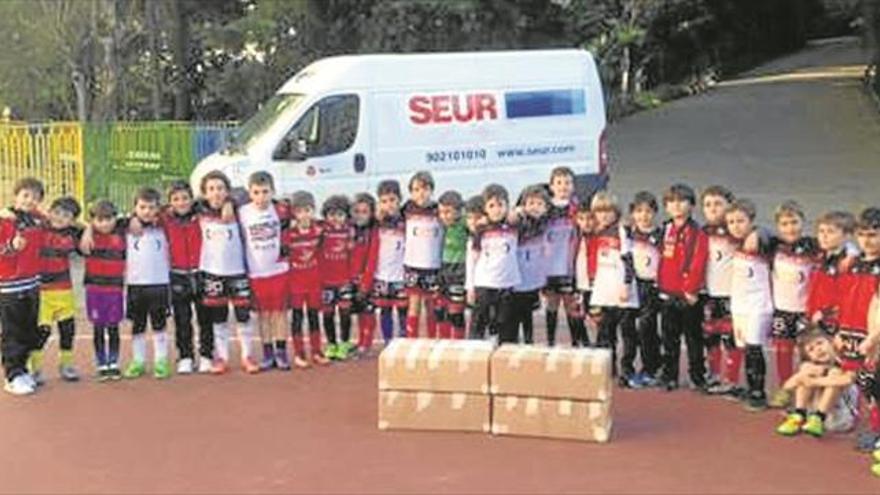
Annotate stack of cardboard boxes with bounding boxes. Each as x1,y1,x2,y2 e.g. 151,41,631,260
377,339,495,433
490,345,613,442
378,340,613,442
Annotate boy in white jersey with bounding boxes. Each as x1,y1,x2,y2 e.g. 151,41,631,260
470,184,520,343
402,171,444,338
464,195,485,335
198,171,257,375
373,180,408,343
768,200,820,408
514,185,550,345
588,192,639,383
544,167,581,347
123,188,172,380
699,186,742,396
630,191,663,387
240,172,291,371
727,199,773,411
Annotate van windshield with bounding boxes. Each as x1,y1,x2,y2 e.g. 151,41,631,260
224,93,305,154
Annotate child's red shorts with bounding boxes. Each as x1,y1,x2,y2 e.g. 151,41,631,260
250,273,289,312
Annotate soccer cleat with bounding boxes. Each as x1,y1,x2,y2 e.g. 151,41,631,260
337,341,356,360
176,358,194,375
260,355,276,372
638,372,659,388
776,413,805,436
197,358,213,374
802,414,825,438
873,449,880,463
59,365,80,382
4,375,36,396
123,361,146,379
856,431,880,453
153,359,172,380
706,382,735,396
723,386,748,402
872,462,880,478
325,343,340,360
96,365,110,382
293,355,311,369
768,389,792,409
210,359,229,375
663,380,679,392
241,357,261,374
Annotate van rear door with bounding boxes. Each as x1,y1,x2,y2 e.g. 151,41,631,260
271,93,368,200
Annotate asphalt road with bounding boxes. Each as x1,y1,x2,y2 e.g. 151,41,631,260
609,37,880,226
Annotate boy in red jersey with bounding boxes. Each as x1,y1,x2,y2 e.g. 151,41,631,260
767,201,821,408
287,191,329,368
0,178,45,395
835,208,880,453
240,172,292,371
806,211,857,334
320,195,355,360
163,181,214,374
350,193,379,355
25,197,83,384
402,171,444,338
82,200,126,381
657,183,709,392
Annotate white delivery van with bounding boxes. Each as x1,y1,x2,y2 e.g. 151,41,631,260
191,49,609,203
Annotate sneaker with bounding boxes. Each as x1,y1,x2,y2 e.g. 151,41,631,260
337,341,356,360
871,462,880,478
624,375,644,389
210,359,229,375
176,358,194,375
768,389,792,409
59,365,80,382
776,413,805,436
663,380,679,392
197,358,213,374
123,361,146,379
689,381,709,395
312,353,330,366
293,355,311,369
325,343,340,361
260,355,276,372
274,351,291,371
241,357,261,374
873,449,880,463
106,363,122,381
802,413,825,438
153,359,172,379
96,365,110,382
4,375,35,396
638,373,659,388
704,374,722,389
744,392,768,412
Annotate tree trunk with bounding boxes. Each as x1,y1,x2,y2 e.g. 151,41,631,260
146,0,163,119
170,0,191,120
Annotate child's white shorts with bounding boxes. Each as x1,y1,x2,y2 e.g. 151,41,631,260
732,312,772,347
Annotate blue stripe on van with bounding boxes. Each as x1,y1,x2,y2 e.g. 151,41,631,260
504,89,586,119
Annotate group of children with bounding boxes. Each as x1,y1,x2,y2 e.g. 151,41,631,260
1,167,879,474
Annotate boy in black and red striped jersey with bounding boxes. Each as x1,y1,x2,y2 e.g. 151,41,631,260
543,167,581,347
629,191,663,387
29,197,83,384
470,184,521,344
350,193,379,355
699,186,741,396
163,181,214,374
197,171,257,375
82,200,126,381
767,200,821,408
0,178,45,395
373,181,408,344
402,171,444,338
319,195,355,360
836,208,880,454
514,185,550,345
239,172,292,371
287,191,328,368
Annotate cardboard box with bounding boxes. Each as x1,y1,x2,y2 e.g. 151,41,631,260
378,339,495,394
378,390,491,433
491,396,612,442
489,345,612,402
